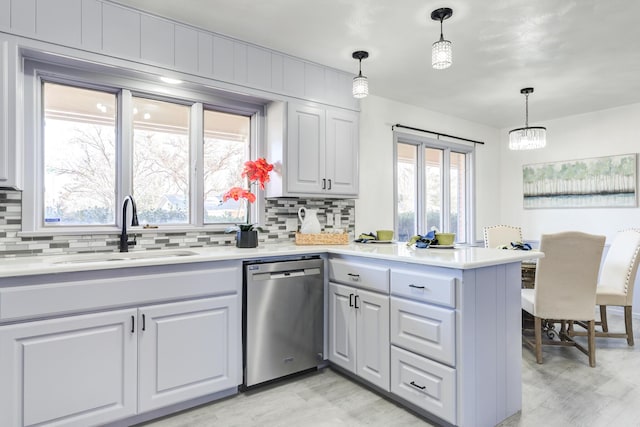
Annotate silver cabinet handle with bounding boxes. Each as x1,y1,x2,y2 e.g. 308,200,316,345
409,284,425,289
347,273,360,282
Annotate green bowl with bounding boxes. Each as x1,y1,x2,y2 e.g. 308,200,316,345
435,233,456,245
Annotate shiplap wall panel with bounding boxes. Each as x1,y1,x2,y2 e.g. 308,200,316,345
247,45,270,90
212,35,233,82
140,14,174,66
10,0,35,35
81,0,102,51
304,62,325,101
174,25,198,74
283,56,304,98
3,0,357,111
102,3,140,59
197,31,213,75
233,42,247,84
36,0,82,47
0,0,11,29
271,53,284,92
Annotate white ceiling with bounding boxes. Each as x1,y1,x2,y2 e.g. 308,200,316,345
110,0,640,129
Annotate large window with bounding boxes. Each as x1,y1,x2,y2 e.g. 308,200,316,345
395,132,474,244
26,58,261,233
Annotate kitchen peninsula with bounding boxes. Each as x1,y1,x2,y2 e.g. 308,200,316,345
0,244,542,427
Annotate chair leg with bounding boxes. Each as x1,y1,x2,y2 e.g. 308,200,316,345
624,306,634,346
600,305,609,332
535,316,543,364
588,320,596,368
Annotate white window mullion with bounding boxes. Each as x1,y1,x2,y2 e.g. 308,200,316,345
191,103,204,226
442,148,451,232
416,144,426,235
119,89,133,225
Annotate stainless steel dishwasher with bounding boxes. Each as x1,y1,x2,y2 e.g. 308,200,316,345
243,257,324,388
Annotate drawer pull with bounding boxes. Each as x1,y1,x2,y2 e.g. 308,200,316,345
409,284,425,289
354,295,360,309
347,273,360,281
349,293,354,307
131,315,135,333
410,381,426,390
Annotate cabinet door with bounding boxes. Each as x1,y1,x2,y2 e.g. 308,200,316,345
286,103,326,194
328,282,357,373
0,309,137,427
325,109,359,196
355,288,390,391
138,296,239,413
0,37,10,185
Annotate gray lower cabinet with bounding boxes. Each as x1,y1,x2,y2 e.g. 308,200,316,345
0,263,241,427
0,309,138,427
389,267,458,425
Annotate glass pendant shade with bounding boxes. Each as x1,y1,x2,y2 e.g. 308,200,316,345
508,127,547,150
352,74,368,98
351,50,369,99
509,87,546,150
432,38,452,69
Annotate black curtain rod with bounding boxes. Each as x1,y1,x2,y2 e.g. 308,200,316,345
392,124,485,145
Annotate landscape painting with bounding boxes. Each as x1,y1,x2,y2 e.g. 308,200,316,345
523,153,637,209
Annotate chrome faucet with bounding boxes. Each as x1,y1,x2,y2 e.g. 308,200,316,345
119,195,139,252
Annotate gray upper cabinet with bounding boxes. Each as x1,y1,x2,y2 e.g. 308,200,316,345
0,38,9,185
267,101,359,198
0,35,19,189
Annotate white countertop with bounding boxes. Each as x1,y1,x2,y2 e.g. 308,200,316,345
0,243,543,278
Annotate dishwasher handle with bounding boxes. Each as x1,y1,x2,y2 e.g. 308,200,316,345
251,267,322,281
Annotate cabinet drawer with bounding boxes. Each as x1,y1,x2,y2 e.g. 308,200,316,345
329,259,389,293
0,263,240,321
391,269,455,307
391,345,456,425
390,297,455,366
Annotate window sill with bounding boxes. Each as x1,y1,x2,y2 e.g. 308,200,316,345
17,224,234,238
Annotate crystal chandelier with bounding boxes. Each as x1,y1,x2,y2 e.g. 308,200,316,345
509,88,547,150
352,51,369,98
431,8,453,70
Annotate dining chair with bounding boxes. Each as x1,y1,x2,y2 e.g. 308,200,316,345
483,225,523,248
521,231,606,367
569,229,640,346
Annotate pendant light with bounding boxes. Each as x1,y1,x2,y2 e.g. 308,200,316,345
509,88,547,150
431,8,453,70
352,50,369,99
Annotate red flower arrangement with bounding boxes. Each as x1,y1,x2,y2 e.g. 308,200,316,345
222,158,273,231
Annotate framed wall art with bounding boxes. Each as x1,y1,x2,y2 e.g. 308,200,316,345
523,153,637,209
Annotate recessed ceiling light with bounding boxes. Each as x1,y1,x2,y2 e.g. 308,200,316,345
160,77,182,84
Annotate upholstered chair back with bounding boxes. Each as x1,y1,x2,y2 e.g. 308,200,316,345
483,225,523,248
598,229,640,305
533,231,605,320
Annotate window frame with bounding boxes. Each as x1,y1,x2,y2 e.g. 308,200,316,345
393,130,476,244
22,56,265,235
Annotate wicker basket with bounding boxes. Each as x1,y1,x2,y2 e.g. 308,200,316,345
295,232,349,245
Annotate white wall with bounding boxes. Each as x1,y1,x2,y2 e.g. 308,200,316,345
356,95,502,242
499,102,640,242
499,102,640,316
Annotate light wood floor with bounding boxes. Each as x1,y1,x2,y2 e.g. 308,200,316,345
139,313,640,427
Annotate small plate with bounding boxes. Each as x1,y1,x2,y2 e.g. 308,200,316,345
429,244,455,249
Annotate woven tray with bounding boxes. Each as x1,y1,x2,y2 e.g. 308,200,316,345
295,232,349,245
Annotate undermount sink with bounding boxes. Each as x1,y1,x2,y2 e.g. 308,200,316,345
53,250,198,264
